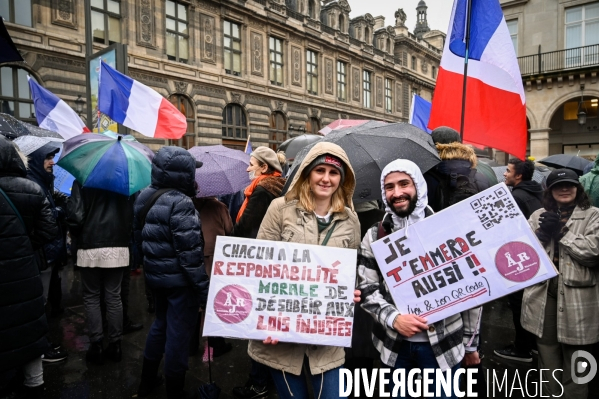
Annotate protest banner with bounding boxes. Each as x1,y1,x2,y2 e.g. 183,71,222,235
371,183,558,324
203,236,358,347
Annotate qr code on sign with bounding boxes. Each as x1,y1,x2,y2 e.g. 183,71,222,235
470,187,519,230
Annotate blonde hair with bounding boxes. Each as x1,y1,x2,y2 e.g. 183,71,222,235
286,172,347,213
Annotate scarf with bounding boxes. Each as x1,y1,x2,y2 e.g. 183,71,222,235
236,172,282,223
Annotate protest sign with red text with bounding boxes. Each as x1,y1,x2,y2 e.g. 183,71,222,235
203,236,358,347
371,183,557,324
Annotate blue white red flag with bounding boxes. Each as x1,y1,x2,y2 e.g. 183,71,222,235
98,61,187,139
428,0,526,159
28,77,90,139
409,94,432,134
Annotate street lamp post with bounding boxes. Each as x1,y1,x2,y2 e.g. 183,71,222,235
74,95,85,117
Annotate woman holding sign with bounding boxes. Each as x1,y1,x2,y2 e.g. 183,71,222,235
521,168,599,398
250,142,361,399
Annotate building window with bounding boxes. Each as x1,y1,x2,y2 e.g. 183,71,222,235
363,70,372,108
269,111,287,150
166,1,189,63
91,0,121,45
385,78,393,113
222,104,248,139
506,19,518,55
308,0,316,19
365,27,371,44
306,50,318,95
0,0,32,26
0,67,37,124
307,117,321,135
269,37,284,86
432,66,437,79
565,3,599,66
337,61,347,102
168,95,194,149
411,56,417,70
339,14,345,32
224,20,242,76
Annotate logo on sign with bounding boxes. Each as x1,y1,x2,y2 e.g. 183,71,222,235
213,285,252,324
494,242,540,282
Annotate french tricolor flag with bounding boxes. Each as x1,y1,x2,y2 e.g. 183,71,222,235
428,0,527,159
98,61,187,139
28,77,90,139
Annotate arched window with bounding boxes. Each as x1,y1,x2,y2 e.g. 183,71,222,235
365,27,371,45
0,67,37,124
222,103,248,143
168,94,195,149
269,111,287,150
308,0,315,19
338,14,345,32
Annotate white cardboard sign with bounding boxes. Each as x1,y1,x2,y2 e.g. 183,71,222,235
203,236,358,347
371,183,558,324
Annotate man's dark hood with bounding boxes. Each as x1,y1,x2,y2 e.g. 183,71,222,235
150,146,197,197
0,136,28,178
26,142,61,192
513,180,543,199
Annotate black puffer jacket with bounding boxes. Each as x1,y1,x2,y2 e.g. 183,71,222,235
133,147,208,303
0,136,57,372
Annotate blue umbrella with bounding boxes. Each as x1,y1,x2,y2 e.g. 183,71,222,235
188,145,251,197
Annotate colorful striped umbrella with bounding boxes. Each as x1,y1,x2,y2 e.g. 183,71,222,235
57,132,154,196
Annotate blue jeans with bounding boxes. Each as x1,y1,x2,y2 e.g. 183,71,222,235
269,362,340,399
391,341,461,399
143,287,198,376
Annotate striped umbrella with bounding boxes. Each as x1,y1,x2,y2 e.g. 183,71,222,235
57,132,154,196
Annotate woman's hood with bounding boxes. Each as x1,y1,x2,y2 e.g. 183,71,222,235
286,142,356,210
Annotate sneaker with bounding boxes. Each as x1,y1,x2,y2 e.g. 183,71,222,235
493,345,532,363
232,382,268,399
42,346,68,363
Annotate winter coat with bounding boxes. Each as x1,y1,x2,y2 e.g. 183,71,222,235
521,206,599,345
133,147,208,304
357,159,482,370
0,137,57,371
192,197,233,275
580,153,599,208
230,176,286,239
511,180,543,220
67,180,135,251
248,142,361,376
27,142,68,266
427,143,490,212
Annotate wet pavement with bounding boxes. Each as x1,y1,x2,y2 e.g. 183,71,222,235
38,263,597,398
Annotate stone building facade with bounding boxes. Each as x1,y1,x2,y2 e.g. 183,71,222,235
501,0,599,160
0,0,443,151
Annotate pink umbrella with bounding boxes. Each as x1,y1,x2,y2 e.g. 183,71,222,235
319,119,372,135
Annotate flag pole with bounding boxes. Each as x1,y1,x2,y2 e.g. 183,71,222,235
244,134,251,153
459,0,473,140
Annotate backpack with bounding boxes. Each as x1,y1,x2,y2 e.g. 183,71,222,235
428,164,479,211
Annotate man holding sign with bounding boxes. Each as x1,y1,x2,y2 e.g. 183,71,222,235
357,159,481,398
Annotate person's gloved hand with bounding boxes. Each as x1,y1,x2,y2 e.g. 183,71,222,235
538,211,560,234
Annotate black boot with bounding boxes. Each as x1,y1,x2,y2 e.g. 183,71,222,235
86,341,103,365
22,383,45,399
137,357,163,397
165,374,197,399
105,340,122,362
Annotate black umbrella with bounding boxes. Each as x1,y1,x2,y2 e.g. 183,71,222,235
0,18,24,63
285,122,441,203
197,349,220,399
0,113,64,140
539,154,592,176
278,134,323,162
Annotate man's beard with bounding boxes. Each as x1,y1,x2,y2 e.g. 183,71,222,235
387,194,418,218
